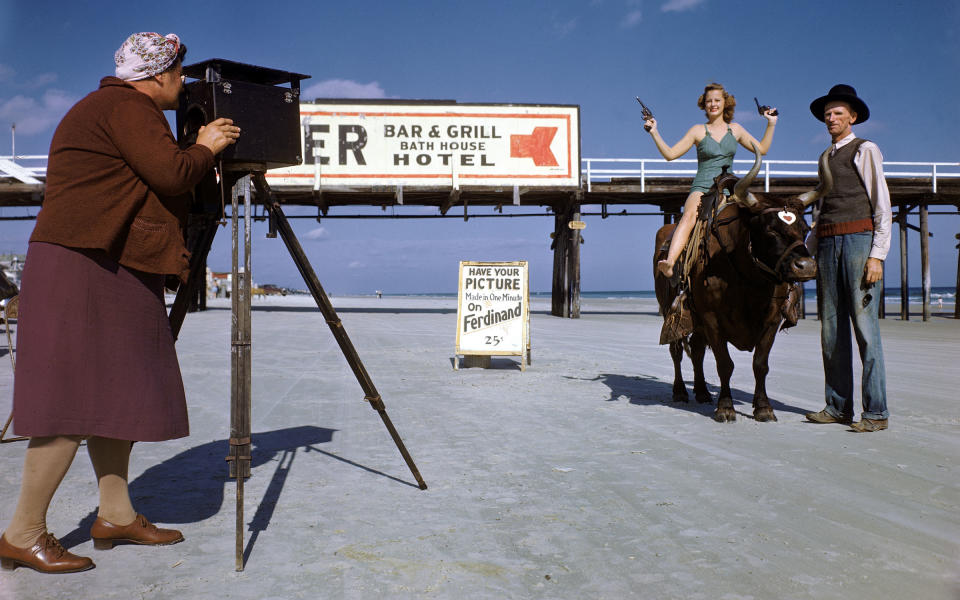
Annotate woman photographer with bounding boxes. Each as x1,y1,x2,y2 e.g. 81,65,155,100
0,32,239,574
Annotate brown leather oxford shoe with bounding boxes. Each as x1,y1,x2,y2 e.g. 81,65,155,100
90,514,184,550
0,532,95,573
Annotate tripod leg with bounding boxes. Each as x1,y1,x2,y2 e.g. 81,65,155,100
1,310,27,443
169,215,220,340
229,175,253,571
252,174,427,490
0,410,27,443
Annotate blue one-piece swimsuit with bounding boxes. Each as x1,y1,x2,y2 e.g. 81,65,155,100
690,125,737,193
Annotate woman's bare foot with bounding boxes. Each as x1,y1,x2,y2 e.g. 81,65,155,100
657,260,674,279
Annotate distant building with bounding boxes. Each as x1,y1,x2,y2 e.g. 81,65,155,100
0,253,25,291
207,268,232,298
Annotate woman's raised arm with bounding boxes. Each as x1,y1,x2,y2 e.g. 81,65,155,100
645,119,699,161
733,110,778,155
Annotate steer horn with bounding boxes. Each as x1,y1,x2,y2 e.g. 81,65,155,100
730,142,762,210
799,148,833,207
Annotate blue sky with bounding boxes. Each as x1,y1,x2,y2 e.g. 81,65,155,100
1,0,958,293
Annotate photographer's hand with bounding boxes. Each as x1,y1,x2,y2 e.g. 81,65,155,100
197,118,240,155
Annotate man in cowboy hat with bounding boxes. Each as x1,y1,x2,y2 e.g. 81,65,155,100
804,84,892,432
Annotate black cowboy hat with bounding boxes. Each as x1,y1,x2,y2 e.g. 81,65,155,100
809,84,870,124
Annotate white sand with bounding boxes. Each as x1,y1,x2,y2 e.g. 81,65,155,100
0,295,957,599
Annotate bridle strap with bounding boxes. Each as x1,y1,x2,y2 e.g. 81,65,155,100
756,239,804,282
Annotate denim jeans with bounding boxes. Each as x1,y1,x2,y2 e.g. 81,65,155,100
817,232,889,419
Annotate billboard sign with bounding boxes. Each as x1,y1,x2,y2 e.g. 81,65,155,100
266,102,580,188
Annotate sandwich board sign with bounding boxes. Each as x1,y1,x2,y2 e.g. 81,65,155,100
454,261,530,371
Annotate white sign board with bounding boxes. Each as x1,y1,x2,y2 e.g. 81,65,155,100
266,102,580,188
455,261,530,369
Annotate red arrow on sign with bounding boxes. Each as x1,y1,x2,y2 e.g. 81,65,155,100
510,127,559,167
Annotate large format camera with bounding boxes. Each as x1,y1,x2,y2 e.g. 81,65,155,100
177,59,309,170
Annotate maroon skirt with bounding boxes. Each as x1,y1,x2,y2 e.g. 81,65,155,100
12,242,188,441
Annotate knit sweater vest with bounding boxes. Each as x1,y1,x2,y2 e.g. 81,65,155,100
818,138,872,228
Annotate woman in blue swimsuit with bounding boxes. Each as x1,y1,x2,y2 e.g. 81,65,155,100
645,83,778,279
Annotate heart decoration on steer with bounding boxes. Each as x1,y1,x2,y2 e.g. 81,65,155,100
777,210,797,225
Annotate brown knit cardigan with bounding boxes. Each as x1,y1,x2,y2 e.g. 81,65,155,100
31,77,215,281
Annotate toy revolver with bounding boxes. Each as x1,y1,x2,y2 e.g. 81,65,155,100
636,97,654,131
754,97,779,117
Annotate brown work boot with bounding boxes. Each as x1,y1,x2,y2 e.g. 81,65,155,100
0,532,95,573
805,409,853,425
90,514,183,549
850,418,888,432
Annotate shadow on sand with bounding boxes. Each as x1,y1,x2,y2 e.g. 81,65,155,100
59,424,418,562
568,373,809,420
448,356,523,371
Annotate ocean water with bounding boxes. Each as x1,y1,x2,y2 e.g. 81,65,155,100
382,286,956,303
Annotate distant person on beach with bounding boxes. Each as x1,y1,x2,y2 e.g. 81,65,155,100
803,85,891,433
0,32,239,574
644,82,778,280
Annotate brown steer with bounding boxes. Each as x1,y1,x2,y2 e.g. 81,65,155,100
654,144,831,422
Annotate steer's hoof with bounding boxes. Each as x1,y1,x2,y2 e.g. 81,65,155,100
713,409,736,423
695,391,712,404
754,408,778,422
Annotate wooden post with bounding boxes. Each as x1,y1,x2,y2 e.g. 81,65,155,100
920,203,930,321
551,207,567,317
899,214,909,321
551,199,581,318
568,196,582,319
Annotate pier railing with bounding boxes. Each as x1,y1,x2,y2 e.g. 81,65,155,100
0,155,47,184
581,157,960,194
4,155,960,195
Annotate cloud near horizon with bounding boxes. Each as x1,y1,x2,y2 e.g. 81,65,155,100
305,226,329,240
0,88,78,136
302,79,386,100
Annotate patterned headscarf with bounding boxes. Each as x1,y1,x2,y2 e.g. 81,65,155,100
114,32,183,81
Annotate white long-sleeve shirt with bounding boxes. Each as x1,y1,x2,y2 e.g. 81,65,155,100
831,133,892,261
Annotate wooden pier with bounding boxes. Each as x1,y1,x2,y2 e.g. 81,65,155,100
2,156,959,320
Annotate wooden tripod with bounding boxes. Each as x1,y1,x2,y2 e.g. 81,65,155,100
168,170,427,571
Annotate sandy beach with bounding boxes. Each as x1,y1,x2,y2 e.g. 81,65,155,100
0,294,957,600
